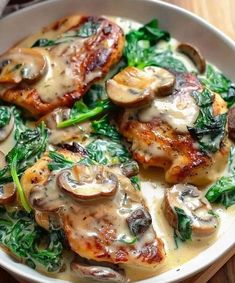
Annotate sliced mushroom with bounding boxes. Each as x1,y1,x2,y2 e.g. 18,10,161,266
163,184,218,237
177,43,206,74
143,66,176,96
119,160,139,177
106,66,175,108
29,176,65,212
0,47,47,84
0,183,16,204
60,142,88,156
126,208,152,238
0,115,14,142
71,261,126,282
228,106,235,141
57,165,118,200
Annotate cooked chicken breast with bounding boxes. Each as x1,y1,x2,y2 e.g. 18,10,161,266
21,149,165,269
0,15,124,116
116,72,230,186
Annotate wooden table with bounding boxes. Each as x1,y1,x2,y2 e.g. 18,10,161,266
0,0,235,282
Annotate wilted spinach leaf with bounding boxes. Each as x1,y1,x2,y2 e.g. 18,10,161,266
200,64,235,108
124,19,187,72
188,89,227,153
174,207,192,241
86,139,130,165
0,208,63,272
205,146,235,208
57,99,112,129
0,123,48,211
83,84,107,107
91,115,121,141
130,175,141,191
0,106,11,128
48,151,74,171
206,176,235,208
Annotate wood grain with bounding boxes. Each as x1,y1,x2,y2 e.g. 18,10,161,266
163,0,235,40
0,0,235,283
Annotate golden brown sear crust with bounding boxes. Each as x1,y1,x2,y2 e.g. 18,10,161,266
22,150,165,269
117,73,230,185
0,16,124,116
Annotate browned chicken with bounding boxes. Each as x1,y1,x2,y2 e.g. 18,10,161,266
0,15,124,116
113,70,230,186
21,149,165,270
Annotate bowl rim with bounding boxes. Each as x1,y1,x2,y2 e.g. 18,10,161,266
0,0,234,283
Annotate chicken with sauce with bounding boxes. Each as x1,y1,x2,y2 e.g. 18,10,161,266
21,148,165,281
0,12,234,283
110,67,230,186
0,15,124,116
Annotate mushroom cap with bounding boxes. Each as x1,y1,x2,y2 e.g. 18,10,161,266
0,182,16,205
0,47,47,84
57,165,118,200
144,66,175,96
71,261,126,282
177,43,206,74
163,184,218,237
106,66,175,108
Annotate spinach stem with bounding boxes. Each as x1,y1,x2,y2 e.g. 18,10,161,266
57,106,104,128
10,154,31,213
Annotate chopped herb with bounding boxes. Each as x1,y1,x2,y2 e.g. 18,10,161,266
188,89,227,153
174,207,192,241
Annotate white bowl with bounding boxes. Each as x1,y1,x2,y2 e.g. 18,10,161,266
0,1,235,282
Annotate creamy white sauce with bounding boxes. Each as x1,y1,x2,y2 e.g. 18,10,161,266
138,90,199,132
34,49,76,103
0,15,234,283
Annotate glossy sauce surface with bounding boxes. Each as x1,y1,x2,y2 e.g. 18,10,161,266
0,16,235,283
